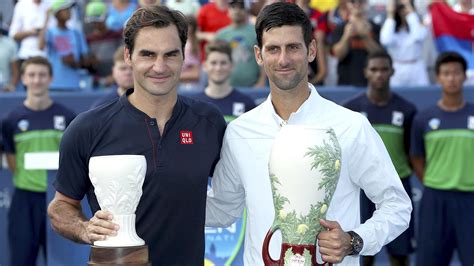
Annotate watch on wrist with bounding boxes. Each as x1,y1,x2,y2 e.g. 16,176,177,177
347,230,363,255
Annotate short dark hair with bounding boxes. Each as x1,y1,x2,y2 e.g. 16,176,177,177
205,40,233,62
435,51,467,75
21,56,53,76
365,49,393,68
123,5,188,57
255,2,313,49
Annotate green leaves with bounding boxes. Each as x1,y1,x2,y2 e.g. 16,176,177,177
269,128,342,245
305,129,341,198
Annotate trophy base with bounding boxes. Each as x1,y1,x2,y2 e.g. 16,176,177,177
88,245,150,266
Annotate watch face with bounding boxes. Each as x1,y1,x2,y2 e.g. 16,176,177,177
349,231,363,255
353,237,363,252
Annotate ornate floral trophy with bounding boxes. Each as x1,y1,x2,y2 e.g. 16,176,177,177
262,126,341,266
88,155,150,266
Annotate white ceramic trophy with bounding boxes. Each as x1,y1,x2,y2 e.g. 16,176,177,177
88,155,146,247
263,126,341,266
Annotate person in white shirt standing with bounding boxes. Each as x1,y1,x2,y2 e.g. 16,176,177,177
9,0,49,62
206,2,412,265
380,0,429,87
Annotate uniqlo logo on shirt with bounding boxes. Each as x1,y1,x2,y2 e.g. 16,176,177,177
180,131,194,144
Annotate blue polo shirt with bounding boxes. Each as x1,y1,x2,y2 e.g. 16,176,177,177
193,89,256,123
54,89,226,265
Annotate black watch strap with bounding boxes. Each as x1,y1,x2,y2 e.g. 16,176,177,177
347,230,363,255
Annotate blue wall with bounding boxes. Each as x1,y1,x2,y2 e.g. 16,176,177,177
1,85,473,115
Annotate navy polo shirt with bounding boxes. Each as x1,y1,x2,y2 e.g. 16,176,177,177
54,89,226,265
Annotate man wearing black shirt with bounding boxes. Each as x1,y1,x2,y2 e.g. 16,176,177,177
47,6,226,265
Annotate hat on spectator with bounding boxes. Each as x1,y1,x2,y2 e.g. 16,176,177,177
85,0,107,23
50,0,76,15
229,0,248,9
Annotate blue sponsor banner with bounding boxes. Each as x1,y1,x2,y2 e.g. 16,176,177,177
0,169,91,265
204,210,246,266
0,169,13,266
205,177,246,266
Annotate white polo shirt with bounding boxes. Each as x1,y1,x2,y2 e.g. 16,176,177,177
206,84,412,265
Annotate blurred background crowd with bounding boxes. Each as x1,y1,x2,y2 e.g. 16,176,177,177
0,0,473,93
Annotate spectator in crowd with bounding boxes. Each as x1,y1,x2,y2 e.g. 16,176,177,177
39,0,91,90
194,40,256,123
343,50,416,266
215,0,266,88
90,45,133,108
139,0,161,7
206,2,411,265
165,0,201,16
0,27,19,92
380,0,429,87
410,51,474,266
1,56,75,266
85,0,123,89
47,5,226,265
321,0,350,31
180,15,201,88
9,0,48,63
330,0,381,87
197,0,231,62
295,0,327,85
452,0,474,14
322,0,350,85
106,0,138,32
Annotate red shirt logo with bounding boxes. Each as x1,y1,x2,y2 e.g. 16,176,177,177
180,131,194,144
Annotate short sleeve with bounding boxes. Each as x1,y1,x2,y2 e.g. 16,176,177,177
54,114,93,200
410,113,426,158
1,115,15,154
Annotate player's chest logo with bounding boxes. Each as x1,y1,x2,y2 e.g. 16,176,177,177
429,118,441,130
180,130,194,144
54,116,66,131
232,102,245,117
17,119,29,132
391,111,404,126
468,116,474,130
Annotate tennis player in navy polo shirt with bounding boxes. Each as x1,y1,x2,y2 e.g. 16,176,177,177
47,5,226,265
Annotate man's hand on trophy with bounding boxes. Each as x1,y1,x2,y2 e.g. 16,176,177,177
85,210,120,243
317,219,352,263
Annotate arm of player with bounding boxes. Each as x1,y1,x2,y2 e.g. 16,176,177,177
206,136,245,227
47,191,119,244
348,115,412,255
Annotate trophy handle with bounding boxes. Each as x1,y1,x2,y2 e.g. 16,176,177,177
262,225,280,266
